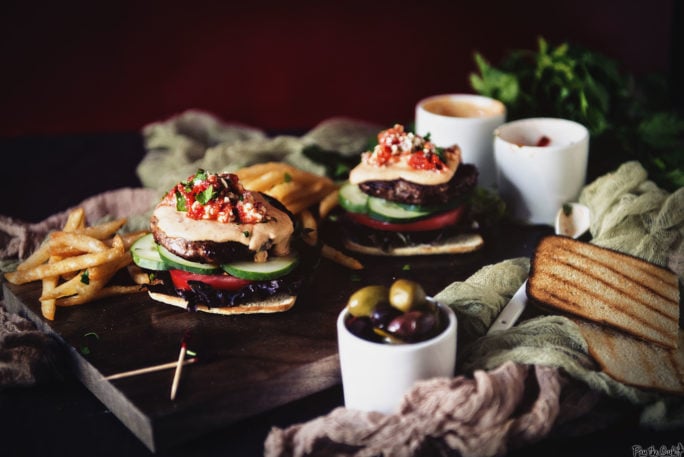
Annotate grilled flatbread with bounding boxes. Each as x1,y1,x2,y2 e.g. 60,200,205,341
574,319,684,396
344,232,484,256
148,290,296,315
527,235,680,349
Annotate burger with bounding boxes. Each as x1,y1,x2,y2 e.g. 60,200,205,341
337,124,483,256
130,169,306,314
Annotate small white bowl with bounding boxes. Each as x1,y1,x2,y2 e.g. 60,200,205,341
494,117,589,226
336,300,457,414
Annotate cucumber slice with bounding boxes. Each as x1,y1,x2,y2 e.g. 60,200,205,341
157,244,222,274
130,233,168,271
367,196,434,222
222,255,298,280
338,181,369,213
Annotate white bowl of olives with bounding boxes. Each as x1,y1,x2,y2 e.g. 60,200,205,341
337,279,457,414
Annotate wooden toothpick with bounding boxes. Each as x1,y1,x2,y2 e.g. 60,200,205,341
170,332,191,400
105,358,197,381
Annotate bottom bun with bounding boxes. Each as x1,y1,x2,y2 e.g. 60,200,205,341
343,232,484,256
148,290,297,315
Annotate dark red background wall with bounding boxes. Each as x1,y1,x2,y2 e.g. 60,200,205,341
1,0,678,137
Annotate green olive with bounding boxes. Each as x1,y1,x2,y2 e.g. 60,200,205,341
389,279,427,312
347,285,389,317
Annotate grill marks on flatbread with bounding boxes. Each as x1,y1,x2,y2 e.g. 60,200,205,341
528,236,679,350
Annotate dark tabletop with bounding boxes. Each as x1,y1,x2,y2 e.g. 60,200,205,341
1,132,682,457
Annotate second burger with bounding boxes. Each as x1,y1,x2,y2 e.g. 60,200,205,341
337,124,484,256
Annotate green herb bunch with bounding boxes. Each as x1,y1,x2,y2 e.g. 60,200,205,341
470,37,683,191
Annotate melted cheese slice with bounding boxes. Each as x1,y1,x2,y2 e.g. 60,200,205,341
349,147,461,186
153,193,293,256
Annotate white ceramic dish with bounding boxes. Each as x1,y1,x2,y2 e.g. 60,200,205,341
337,299,457,414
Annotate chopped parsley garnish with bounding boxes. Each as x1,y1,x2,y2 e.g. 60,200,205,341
80,270,90,285
196,185,216,205
175,190,187,211
284,172,292,183
193,169,208,184
434,146,446,162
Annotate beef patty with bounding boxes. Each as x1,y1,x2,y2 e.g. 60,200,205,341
151,214,256,264
358,163,478,206
150,193,295,265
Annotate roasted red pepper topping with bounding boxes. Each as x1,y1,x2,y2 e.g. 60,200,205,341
168,169,267,224
362,124,447,171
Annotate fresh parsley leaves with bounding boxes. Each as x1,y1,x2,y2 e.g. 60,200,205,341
196,185,216,205
470,37,683,190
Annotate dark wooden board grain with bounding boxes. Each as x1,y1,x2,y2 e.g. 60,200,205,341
2,222,552,452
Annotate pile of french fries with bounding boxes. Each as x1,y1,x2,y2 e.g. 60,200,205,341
4,163,362,322
4,208,146,320
235,161,337,216
236,162,363,270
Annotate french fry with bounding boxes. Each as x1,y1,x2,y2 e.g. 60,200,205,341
40,275,59,321
76,218,127,240
5,242,124,285
127,264,152,285
17,207,86,271
268,180,302,203
5,207,141,320
322,244,364,270
48,232,109,257
235,162,362,270
299,210,318,246
56,285,143,307
16,240,51,271
318,189,339,219
63,207,86,231
40,271,84,300
118,230,147,250
240,170,288,192
42,259,129,302
287,192,333,215
87,254,131,281
236,162,336,215
235,161,283,182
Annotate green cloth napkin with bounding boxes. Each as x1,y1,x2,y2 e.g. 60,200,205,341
579,160,684,276
437,161,684,430
137,109,381,195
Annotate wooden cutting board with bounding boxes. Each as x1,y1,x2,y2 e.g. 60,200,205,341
3,266,341,452
2,217,550,452
2,246,491,452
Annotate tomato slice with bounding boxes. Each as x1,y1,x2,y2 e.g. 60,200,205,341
169,269,253,291
346,205,465,232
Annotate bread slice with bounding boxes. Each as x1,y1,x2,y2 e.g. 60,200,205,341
527,235,680,349
148,290,296,315
343,232,484,256
574,319,684,396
